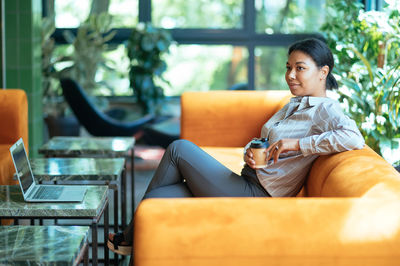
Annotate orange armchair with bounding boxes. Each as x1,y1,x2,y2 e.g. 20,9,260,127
134,91,400,266
0,89,28,185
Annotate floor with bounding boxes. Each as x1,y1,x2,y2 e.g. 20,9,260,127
100,146,159,265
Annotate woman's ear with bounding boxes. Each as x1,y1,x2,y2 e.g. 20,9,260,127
320,65,329,80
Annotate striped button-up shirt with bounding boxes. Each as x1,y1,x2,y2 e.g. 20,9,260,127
245,96,365,197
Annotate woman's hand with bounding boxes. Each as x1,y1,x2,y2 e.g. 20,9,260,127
244,148,257,169
266,139,300,164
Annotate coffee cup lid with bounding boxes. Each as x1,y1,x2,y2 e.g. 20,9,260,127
250,139,269,148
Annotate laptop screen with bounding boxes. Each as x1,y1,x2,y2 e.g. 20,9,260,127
10,139,34,194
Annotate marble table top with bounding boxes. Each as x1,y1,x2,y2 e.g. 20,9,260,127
0,225,88,265
38,136,135,157
0,185,108,218
30,157,125,182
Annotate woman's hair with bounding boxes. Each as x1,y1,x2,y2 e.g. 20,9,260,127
288,38,338,90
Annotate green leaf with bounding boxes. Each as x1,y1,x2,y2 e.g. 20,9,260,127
349,47,374,83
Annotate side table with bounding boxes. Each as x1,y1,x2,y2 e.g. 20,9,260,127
0,185,109,265
39,136,135,228
30,157,125,233
0,225,89,265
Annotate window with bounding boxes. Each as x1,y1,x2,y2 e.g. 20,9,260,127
164,45,248,95
255,46,288,90
255,0,325,34
52,0,329,96
153,0,243,29
55,0,138,28
55,1,91,28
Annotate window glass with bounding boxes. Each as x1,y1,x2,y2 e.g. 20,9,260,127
52,44,130,96
255,46,288,90
255,0,325,34
55,0,137,28
108,0,138,27
163,45,248,96
55,0,91,28
152,0,243,29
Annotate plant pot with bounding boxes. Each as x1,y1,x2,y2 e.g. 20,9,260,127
44,115,80,138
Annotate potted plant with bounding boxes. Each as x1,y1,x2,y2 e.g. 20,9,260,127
126,22,173,114
321,0,400,165
60,13,116,95
42,13,117,137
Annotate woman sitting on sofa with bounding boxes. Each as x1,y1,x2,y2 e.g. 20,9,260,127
108,38,365,255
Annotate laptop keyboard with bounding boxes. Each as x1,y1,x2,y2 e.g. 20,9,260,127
32,186,64,200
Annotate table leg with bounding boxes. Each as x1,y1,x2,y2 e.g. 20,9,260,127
113,187,119,233
121,168,127,230
131,148,135,213
84,243,89,266
92,221,98,265
113,186,119,265
104,201,109,266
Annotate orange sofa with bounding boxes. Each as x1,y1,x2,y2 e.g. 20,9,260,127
134,91,400,266
0,89,28,185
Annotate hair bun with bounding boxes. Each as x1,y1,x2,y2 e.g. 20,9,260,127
327,73,338,90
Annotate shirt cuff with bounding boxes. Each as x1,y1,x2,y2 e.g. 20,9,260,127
299,137,314,157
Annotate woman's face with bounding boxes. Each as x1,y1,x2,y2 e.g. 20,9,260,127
285,51,328,97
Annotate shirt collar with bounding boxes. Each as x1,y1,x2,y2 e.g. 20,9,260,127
290,96,331,110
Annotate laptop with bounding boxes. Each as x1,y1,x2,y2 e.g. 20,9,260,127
10,138,87,202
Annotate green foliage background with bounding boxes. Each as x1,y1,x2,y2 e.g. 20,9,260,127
321,0,400,158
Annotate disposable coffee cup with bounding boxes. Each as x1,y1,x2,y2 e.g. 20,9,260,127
250,138,270,168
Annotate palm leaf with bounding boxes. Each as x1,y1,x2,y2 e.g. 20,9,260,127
349,47,374,83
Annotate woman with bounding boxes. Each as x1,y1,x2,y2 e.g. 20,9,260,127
108,38,365,255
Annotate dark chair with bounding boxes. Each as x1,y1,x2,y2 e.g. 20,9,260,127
60,78,154,137
228,83,249,90
142,116,180,148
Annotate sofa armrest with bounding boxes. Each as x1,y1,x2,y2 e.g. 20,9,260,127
181,91,291,147
134,197,400,266
307,146,400,197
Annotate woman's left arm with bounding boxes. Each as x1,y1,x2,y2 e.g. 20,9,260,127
299,104,365,157
265,102,365,162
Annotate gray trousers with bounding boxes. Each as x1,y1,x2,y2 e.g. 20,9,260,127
123,139,270,241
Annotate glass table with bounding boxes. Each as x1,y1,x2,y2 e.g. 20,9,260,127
39,136,135,228
30,157,125,265
30,157,125,233
0,225,89,265
0,185,109,265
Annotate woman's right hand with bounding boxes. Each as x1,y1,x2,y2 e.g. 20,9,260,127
244,148,256,169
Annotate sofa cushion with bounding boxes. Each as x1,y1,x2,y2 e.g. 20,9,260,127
202,147,244,175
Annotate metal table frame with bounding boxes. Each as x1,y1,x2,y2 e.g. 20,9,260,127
39,137,135,228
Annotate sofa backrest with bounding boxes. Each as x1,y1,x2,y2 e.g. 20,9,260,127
0,89,28,146
181,90,292,147
0,89,28,185
306,146,400,198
